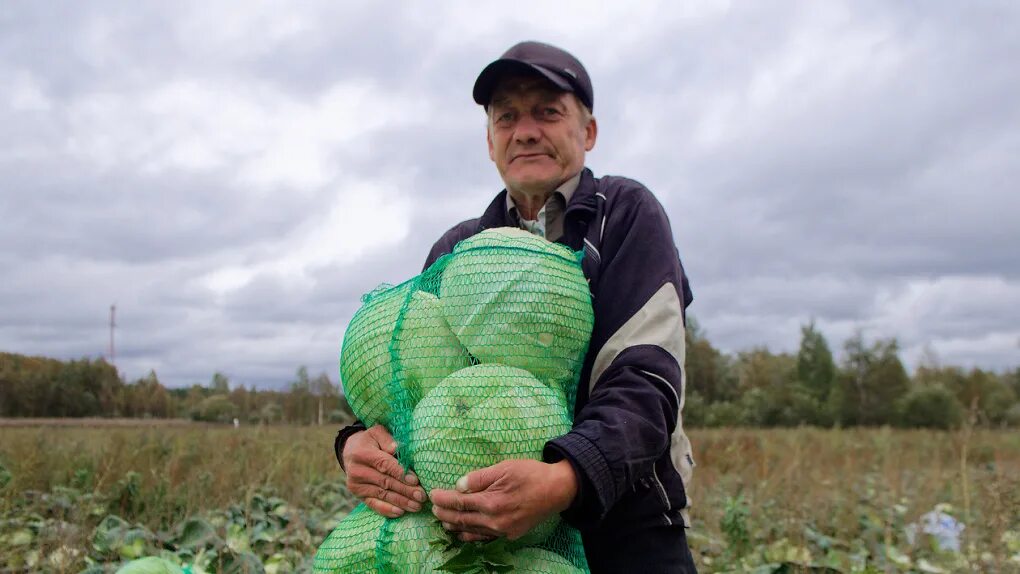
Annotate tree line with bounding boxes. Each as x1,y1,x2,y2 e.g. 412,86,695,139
683,320,1020,429
1,321,1017,429
0,354,354,425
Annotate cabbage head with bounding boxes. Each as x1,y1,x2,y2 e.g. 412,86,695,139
409,364,571,546
393,291,472,404
378,511,453,573
339,282,412,427
439,228,593,396
115,557,185,574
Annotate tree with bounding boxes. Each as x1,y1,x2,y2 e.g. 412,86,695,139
684,315,737,404
210,372,230,394
733,348,825,426
312,372,337,425
831,333,910,426
796,320,835,402
286,366,315,424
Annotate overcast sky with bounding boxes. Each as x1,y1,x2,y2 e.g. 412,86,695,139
2,1,1017,388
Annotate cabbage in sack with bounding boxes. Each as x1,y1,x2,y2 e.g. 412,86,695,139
393,291,472,404
409,364,571,546
339,282,412,427
438,228,594,395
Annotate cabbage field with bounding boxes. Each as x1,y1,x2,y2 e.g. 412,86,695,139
0,422,1017,573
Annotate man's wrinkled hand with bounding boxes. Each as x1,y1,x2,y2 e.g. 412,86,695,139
343,425,427,518
429,459,578,543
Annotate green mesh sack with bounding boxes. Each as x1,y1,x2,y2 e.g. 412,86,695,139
314,505,456,574
509,548,585,573
334,227,594,573
438,228,594,398
313,504,384,574
376,510,455,573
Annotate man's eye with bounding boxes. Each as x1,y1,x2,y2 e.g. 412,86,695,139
496,112,514,123
543,108,561,117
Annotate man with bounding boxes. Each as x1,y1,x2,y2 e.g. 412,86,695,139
336,41,697,573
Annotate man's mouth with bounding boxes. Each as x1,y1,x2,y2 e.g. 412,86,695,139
511,153,549,162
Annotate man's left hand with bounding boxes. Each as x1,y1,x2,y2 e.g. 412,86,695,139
430,459,578,542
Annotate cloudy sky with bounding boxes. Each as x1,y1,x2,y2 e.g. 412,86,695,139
2,1,1017,388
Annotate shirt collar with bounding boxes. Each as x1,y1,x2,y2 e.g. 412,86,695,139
504,171,583,216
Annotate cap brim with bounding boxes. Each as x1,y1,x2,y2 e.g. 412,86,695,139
472,59,573,107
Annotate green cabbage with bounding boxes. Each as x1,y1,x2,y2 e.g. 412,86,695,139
409,364,571,547
393,291,472,404
439,228,593,395
114,557,185,574
339,282,412,427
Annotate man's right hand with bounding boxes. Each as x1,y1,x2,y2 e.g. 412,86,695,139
342,424,427,518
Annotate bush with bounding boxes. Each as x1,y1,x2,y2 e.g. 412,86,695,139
896,386,964,429
189,395,238,424
1003,403,1020,428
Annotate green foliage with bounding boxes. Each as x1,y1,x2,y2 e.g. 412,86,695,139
896,386,964,429
720,494,751,558
797,320,836,402
831,334,910,426
189,395,239,423
686,315,739,403
0,352,119,417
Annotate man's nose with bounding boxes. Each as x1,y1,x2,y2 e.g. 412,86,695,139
512,114,541,144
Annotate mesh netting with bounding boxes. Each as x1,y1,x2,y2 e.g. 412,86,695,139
313,504,385,573
325,227,594,573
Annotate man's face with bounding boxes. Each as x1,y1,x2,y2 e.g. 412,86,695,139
486,75,597,195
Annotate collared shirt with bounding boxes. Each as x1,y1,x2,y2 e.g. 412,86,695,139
505,172,582,242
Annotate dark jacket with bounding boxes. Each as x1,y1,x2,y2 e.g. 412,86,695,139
339,168,697,573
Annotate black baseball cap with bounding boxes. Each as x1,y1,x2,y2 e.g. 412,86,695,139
473,41,594,111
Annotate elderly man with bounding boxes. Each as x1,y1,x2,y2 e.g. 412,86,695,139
336,41,697,573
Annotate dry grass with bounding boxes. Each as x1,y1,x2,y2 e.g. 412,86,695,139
687,427,1020,566
1,425,1017,571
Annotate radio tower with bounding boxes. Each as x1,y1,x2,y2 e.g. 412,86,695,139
109,304,116,367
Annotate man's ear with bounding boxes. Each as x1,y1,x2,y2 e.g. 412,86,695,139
584,117,598,152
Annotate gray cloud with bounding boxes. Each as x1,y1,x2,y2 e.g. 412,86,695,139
2,1,1018,389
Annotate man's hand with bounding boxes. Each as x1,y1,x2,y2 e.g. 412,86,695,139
429,459,578,542
343,425,427,518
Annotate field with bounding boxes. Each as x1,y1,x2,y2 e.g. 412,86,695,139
0,423,1017,573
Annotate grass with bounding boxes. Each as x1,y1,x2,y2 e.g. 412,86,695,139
1,423,1018,572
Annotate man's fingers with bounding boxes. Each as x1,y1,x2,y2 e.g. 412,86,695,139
365,497,404,519
365,424,398,455
348,465,426,511
356,449,406,480
438,516,501,538
458,531,497,543
456,464,503,494
432,495,498,526
431,489,491,514
373,485,422,513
